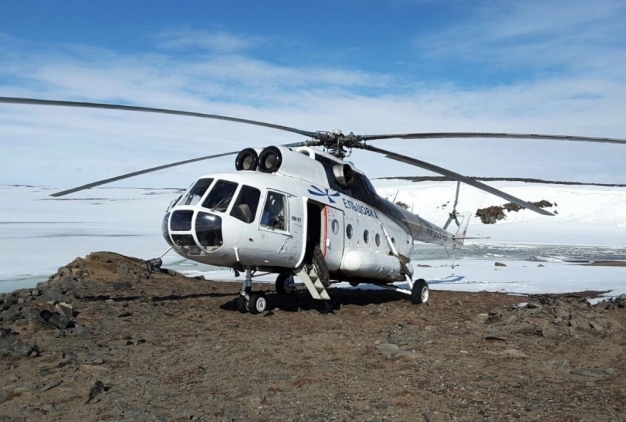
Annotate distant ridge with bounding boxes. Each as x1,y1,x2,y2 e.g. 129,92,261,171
375,176,626,188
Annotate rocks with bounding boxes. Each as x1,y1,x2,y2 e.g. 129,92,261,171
0,391,10,404
483,294,616,341
85,380,106,404
597,294,626,310
503,348,527,358
495,262,507,267
0,252,624,422
570,367,618,377
375,342,400,353
55,302,73,319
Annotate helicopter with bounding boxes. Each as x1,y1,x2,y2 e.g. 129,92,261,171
2,96,626,314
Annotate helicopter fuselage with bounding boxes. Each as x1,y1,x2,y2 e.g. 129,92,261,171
162,146,462,284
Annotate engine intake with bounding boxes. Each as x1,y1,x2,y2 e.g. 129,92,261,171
333,164,355,188
235,148,259,171
258,146,283,173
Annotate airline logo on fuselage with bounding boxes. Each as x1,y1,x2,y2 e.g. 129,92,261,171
342,198,379,219
308,185,340,204
307,185,378,219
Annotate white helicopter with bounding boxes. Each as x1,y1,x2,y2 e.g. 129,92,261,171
2,97,626,314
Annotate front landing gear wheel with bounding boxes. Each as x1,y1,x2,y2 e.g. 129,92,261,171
248,294,267,314
410,279,429,305
275,273,294,295
237,295,248,313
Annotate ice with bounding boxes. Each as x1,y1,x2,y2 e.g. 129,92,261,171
1,182,625,299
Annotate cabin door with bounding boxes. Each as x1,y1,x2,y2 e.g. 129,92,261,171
323,206,345,271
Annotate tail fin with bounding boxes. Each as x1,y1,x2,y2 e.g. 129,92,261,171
453,212,471,245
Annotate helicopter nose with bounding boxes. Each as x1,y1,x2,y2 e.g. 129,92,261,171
162,209,225,255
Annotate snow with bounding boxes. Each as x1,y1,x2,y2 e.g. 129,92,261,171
0,181,625,300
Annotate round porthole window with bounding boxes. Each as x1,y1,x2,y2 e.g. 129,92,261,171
363,230,369,243
375,233,381,247
331,219,340,235
346,224,353,239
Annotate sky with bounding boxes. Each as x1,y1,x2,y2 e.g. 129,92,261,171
1,0,626,190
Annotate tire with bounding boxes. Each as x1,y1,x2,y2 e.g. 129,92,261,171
248,294,267,314
410,278,429,305
275,273,294,295
236,295,248,313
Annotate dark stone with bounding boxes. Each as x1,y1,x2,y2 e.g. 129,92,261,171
41,310,71,330
41,380,63,391
0,391,9,404
41,290,71,304
0,306,22,323
86,380,106,404
495,262,507,267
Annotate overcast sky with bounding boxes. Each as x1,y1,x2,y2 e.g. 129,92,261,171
1,0,626,190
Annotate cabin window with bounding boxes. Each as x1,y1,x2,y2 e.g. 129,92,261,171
230,185,261,224
260,191,287,231
346,224,353,239
180,178,214,206
363,230,369,243
202,180,238,212
331,219,340,235
375,233,381,247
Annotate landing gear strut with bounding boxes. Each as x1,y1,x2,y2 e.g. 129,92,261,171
237,269,267,314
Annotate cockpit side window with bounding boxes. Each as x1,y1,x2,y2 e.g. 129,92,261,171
180,178,214,206
202,180,238,212
260,191,288,231
230,185,261,224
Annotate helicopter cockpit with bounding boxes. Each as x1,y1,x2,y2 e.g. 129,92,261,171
162,176,265,258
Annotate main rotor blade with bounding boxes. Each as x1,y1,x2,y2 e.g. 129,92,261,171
363,145,554,216
50,151,239,197
50,140,308,197
0,97,317,139
360,132,626,145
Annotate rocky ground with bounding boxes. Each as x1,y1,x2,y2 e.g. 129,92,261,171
1,252,625,421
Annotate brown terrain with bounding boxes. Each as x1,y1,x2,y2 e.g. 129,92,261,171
1,252,625,421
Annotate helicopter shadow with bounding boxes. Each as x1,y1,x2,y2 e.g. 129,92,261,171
220,286,417,314
425,274,466,285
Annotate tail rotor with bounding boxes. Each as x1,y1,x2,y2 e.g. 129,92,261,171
443,181,461,231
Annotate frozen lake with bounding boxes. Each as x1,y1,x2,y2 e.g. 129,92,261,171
1,183,624,300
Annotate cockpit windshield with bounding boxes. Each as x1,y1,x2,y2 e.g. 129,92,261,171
202,180,238,212
230,185,261,224
180,178,214,206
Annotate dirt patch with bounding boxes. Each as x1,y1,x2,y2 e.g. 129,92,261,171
579,261,626,267
476,200,556,224
1,252,625,421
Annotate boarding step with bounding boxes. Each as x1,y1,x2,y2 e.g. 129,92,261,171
294,266,330,301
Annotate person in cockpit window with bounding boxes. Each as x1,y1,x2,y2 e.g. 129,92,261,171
261,193,285,230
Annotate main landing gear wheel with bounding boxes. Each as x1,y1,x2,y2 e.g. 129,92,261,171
237,295,248,313
276,273,295,295
248,294,267,314
410,278,429,305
